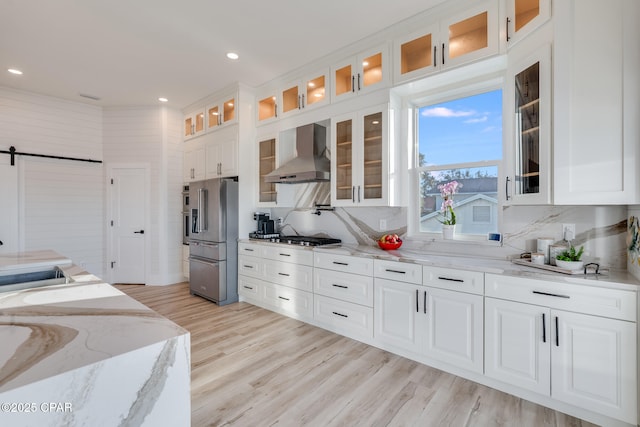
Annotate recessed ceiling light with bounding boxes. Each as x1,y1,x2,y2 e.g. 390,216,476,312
158,97,168,102
226,52,239,60
8,68,23,75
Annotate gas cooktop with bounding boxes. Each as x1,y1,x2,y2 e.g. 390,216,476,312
249,233,341,247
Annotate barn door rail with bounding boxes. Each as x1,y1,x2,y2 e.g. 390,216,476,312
0,146,102,166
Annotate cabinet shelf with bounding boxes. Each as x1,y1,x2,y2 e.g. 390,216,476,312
364,160,382,165
260,191,277,195
364,136,382,143
260,155,276,160
337,141,353,146
337,163,353,168
337,185,353,190
521,126,539,136
364,184,382,188
520,172,540,178
518,99,539,110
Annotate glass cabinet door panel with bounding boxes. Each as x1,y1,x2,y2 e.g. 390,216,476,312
259,138,277,203
306,75,325,106
335,65,353,97
208,106,219,128
282,86,299,114
515,61,540,195
401,34,433,75
195,112,205,133
362,52,383,88
258,96,276,121
185,117,192,137
335,119,353,201
223,98,235,124
449,12,488,59
515,0,540,31
362,112,383,200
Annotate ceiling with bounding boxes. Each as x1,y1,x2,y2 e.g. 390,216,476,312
0,0,447,109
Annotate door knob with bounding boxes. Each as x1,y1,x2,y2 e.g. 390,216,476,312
134,230,145,234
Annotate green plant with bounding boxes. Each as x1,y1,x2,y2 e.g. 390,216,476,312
556,245,584,262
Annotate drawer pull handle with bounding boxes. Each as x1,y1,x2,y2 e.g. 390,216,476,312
278,296,290,301
278,272,290,277
437,276,464,283
243,265,253,269
243,286,253,290
244,248,254,252
385,269,406,274
332,284,348,289
332,261,349,266
532,290,570,299
279,253,291,257
332,311,348,318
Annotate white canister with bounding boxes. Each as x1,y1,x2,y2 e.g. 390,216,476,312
531,252,545,265
549,243,569,266
536,238,555,264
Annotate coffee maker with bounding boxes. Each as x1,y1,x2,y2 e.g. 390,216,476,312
249,213,278,239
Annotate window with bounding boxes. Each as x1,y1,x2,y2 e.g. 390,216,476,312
415,88,502,238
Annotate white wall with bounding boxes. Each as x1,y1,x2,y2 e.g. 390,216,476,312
0,87,104,275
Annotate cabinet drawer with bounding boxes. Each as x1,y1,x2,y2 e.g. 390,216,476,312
263,282,313,319
374,260,422,284
238,255,262,278
314,252,373,276
485,273,637,321
264,261,313,292
263,246,314,266
238,242,263,256
314,268,374,307
314,295,373,340
238,275,261,300
423,266,484,295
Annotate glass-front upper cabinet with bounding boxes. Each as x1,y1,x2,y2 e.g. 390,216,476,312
393,1,498,84
257,93,277,124
332,44,389,103
206,95,236,130
504,44,551,205
332,105,388,206
280,70,329,118
258,136,277,205
505,0,551,47
184,109,205,140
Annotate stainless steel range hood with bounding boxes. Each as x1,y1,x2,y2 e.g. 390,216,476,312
265,123,329,184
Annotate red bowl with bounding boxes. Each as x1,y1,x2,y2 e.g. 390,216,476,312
378,240,402,250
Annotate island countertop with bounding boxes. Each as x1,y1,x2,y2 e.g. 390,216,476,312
0,251,190,426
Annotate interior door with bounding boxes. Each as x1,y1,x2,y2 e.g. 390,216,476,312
110,167,147,284
0,156,19,253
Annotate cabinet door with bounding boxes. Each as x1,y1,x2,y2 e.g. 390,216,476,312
505,0,551,47
184,110,205,140
442,2,499,69
331,44,388,102
359,109,385,205
257,91,278,124
425,287,483,373
504,43,551,205
485,298,551,395
332,115,354,204
374,278,422,354
552,310,637,424
394,25,439,84
257,136,277,204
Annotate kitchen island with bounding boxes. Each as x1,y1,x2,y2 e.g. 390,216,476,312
0,251,190,427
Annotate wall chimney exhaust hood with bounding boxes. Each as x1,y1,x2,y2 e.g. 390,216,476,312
265,123,329,184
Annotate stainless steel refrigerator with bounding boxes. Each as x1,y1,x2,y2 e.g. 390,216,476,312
188,177,238,305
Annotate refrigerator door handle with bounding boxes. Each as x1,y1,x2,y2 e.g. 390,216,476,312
197,188,208,232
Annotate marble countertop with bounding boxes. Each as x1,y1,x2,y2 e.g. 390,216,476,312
0,251,188,394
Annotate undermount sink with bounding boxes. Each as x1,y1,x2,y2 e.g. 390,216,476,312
0,266,71,293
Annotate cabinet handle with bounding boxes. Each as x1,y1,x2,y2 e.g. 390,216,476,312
437,276,464,283
423,290,427,314
278,296,290,301
297,95,301,110
332,261,348,266
433,45,437,68
505,176,511,201
332,311,348,318
244,248,254,252
532,290,570,299
351,75,355,93
275,103,278,118
352,186,355,202
243,265,254,269
278,272,290,277
506,17,511,42
555,316,559,347
357,185,361,203
542,313,546,343
385,268,406,274
442,43,445,65
332,284,348,289
416,289,419,313
279,253,291,257
357,73,361,91
243,285,254,290
301,93,305,109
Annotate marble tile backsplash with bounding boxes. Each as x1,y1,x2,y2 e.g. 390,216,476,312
269,184,630,270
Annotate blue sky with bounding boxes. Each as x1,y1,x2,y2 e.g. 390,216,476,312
418,89,503,165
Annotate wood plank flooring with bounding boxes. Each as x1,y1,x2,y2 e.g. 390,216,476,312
115,282,598,427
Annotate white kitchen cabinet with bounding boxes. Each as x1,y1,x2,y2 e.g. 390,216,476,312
553,0,640,204
393,0,499,84
205,126,238,179
256,88,278,125
183,138,205,183
503,42,552,205
485,273,638,425
331,104,391,207
505,0,551,47
206,91,237,131
262,281,313,320
280,69,330,118
331,44,389,103
256,134,277,206
184,108,205,140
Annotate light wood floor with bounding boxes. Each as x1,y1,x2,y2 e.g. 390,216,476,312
115,282,598,427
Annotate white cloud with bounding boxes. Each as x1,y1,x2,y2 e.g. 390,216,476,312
464,116,488,124
421,107,475,118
